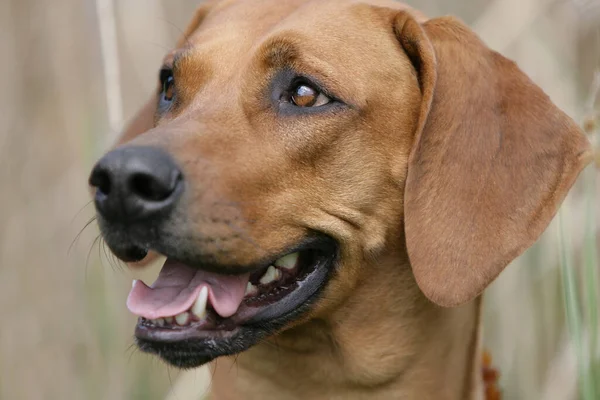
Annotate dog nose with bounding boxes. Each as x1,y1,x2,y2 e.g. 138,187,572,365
89,146,183,223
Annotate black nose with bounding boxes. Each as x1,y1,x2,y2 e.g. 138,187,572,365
89,146,183,223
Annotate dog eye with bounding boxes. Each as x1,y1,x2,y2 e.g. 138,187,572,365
159,69,175,103
290,83,331,108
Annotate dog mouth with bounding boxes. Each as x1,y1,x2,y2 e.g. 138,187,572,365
129,237,337,367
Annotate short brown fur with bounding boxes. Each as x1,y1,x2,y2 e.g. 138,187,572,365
107,0,592,398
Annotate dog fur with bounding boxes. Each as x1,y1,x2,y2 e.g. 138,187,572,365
96,0,592,398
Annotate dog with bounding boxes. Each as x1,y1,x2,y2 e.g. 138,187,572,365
89,0,592,398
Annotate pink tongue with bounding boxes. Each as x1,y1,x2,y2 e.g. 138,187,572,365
126,259,250,319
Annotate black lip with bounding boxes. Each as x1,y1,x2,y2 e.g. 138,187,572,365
246,253,330,324
95,217,150,262
134,236,338,368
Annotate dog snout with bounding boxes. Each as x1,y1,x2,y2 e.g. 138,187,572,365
89,146,183,223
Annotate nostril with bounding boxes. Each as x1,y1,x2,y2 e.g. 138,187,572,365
90,169,112,196
90,147,183,222
129,172,180,202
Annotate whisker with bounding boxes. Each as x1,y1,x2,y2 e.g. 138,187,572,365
98,235,104,271
125,342,139,364
100,238,115,271
69,199,95,225
229,354,240,374
157,17,189,48
85,234,102,283
111,250,126,272
167,364,175,395
68,215,98,256
99,238,125,272
211,359,218,388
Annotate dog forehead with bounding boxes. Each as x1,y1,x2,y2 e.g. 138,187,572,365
185,0,420,52
175,0,420,88
205,0,421,17
160,0,425,119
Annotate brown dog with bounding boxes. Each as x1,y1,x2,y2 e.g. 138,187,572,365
89,0,592,398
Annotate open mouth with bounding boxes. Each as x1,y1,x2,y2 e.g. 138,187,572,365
128,237,337,367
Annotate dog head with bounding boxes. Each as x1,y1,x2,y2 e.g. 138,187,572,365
89,0,591,368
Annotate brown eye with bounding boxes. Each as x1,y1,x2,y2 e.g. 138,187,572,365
290,83,331,108
163,75,175,102
159,68,175,107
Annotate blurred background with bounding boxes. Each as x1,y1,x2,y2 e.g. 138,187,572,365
0,0,598,399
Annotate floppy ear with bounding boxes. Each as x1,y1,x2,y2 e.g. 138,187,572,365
394,12,593,307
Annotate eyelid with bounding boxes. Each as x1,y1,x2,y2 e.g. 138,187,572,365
270,68,352,117
284,60,355,106
158,67,175,100
159,67,173,83
156,66,176,116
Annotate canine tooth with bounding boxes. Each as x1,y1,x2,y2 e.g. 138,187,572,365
132,279,138,288
245,282,258,296
175,312,190,326
164,316,174,324
274,252,299,270
259,266,281,285
192,287,208,320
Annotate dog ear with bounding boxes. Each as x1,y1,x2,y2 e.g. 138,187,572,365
394,12,592,307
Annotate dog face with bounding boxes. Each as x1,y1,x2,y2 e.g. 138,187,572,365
89,0,591,368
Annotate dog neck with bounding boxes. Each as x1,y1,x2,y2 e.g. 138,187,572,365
209,253,484,400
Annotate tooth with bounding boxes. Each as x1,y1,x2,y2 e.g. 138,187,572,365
132,279,138,288
274,252,299,270
164,316,174,324
259,266,281,285
175,312,190,326
155,318,165,327
192,287,208,320
245,282,258,296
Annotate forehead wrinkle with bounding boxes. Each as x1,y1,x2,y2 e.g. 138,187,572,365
172,48,202,71
183,26,261,80
172,0,388,107
258,38,299,69
171,48,215,105
175,1,322,82
254,36,364,108
172,51,188,70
